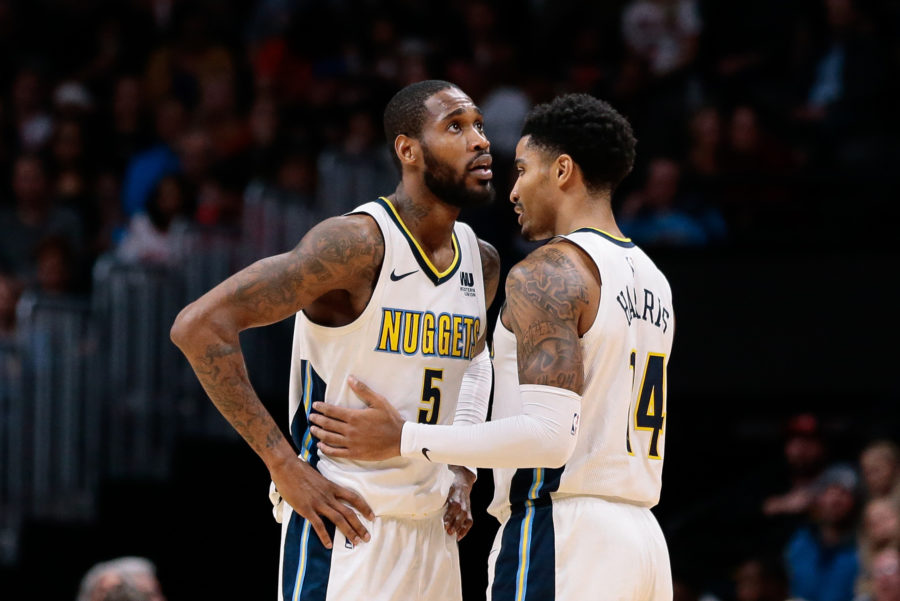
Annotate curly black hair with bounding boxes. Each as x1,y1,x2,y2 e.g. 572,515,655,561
383,80,459,172
521,93,637,193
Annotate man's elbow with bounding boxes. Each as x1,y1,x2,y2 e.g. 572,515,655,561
170,303,203,352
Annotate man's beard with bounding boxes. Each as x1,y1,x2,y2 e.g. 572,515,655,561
422,145,495,209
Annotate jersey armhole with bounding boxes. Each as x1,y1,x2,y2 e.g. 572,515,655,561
299,209,390,333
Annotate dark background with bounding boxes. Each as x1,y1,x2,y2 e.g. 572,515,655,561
1,0,900,599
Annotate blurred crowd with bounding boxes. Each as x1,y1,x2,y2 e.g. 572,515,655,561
2,0,900,330
1,1,899,600
688,414,900,601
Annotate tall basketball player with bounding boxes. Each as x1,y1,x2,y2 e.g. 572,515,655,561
310,94,675,600
171,80,500,601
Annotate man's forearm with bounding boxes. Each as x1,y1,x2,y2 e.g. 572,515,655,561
172,315,294,468
401,385,581,469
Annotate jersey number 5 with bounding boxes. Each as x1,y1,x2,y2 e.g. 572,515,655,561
626,351,666,459
418,368,443,424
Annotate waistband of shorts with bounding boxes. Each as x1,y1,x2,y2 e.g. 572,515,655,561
493,492,655,521
376,505,446,521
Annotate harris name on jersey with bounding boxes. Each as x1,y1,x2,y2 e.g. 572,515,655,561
375,307,481,360
616,284,672,333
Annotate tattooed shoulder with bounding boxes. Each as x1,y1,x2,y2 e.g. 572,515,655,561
503,244,589,392
298,214,385,288
228,214,384,321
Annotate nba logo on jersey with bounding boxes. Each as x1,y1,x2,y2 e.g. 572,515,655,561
459,271,476,297
571,412,580,435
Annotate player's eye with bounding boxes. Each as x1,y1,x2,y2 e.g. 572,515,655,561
448,122,461,132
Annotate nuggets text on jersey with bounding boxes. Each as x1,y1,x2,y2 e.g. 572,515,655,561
375,307,481,359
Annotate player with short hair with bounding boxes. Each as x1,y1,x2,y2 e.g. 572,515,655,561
310,93,675,600
171,79,500,601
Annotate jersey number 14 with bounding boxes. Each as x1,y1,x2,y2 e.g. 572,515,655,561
626,351,666,459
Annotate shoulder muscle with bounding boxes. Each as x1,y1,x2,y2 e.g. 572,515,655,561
503,243,591,393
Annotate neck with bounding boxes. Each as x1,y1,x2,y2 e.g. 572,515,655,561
388,180,460,252
554,191,624,238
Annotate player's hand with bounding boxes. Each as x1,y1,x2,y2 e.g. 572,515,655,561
268,456,374,549
444,466,476,541
308,375,404,461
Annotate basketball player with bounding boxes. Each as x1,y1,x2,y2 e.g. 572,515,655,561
309,93,675,600
170,80,500,601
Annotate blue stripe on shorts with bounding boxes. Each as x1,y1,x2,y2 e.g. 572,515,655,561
282,511,334,601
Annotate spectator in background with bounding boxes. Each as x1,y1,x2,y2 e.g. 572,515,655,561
790,0,893,173
90,166,127,259
143,0,234,108
618,156,726,247
785,462,861,601
50,118,99,245
195,70,250,162
763,413,828,520
718,103,797,237
315,107,394,216
30,235,81,298
243,91,284,182
856,497,900,599
99,74,153,173
621,0,702,79
0,153,84,282
684,105,723,184
865,546,900,601
76,556,166,601
859,440,900,502
120,96,186,219
0,271,21,339
174,125,214,199
10,63,54,152
193,165,244,231
731,556,790,601
116,174,190,267
619,0,703,157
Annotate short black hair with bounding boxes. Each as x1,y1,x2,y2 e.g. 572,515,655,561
383,80,459,172
521,93,636,193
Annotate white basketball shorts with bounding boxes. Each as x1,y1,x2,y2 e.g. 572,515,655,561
486,495,672,601
278,504,462,601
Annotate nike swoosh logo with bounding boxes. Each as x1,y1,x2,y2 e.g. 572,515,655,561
390,269,418,281
422,448,432,461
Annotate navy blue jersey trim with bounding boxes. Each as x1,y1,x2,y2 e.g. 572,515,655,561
375,197,462,286
568,227,635,248
290,360,327,470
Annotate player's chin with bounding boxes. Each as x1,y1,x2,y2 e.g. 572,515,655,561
520,223,546,242
464,180,496,205
465,175,493,192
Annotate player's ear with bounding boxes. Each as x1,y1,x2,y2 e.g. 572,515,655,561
395,135,420,167
555,154,576,189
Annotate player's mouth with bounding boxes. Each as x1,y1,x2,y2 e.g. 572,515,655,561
468,154,493,180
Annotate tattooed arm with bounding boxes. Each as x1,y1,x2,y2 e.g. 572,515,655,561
501,240,596,392
170,214,381,548
309,240,599,468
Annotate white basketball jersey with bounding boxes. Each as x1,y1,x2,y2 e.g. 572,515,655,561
489,228,674,516
289,197,486,517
